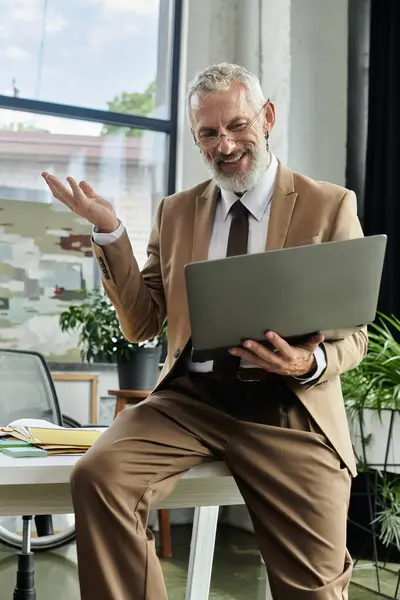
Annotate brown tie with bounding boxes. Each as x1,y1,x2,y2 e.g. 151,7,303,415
213,199,249,375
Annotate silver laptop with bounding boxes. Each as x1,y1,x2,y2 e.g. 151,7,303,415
184,235,387,362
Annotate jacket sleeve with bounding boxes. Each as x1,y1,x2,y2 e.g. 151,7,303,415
91,199,167,343
306,191,368,388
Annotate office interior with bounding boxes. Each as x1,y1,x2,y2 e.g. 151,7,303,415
0,0,398,598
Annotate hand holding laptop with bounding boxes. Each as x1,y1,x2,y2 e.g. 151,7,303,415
185,235,387,363
228,330,324,377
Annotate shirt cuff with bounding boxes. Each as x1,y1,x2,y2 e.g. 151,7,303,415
92,220,124,246
295,345,327,384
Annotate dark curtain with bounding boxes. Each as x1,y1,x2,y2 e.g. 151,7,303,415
363,0,400,317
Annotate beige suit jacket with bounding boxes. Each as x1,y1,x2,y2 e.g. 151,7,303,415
92,161,368,477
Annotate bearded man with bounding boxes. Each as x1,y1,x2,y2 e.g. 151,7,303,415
43,62,367,600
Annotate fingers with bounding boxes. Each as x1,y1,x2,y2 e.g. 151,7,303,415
229,347,278,370
79,180,97,198
229,341,284,369
42,173,93,217
264,331,324,355
66,176,85,200
42,172,74,208
228,332,325,376
263,332,294,359
43,174,95,202
229,330,325,366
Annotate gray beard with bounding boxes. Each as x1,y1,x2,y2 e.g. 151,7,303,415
204,147,272,194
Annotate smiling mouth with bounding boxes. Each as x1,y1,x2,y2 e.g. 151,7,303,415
218,151,248,165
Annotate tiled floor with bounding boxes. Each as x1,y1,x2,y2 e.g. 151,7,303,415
0,525,395,599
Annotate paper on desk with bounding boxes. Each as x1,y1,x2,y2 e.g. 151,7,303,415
0,419,107,454
8,418,64,429
10,427,103,447
8,418,106,433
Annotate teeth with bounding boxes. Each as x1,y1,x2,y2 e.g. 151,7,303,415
221,153,244,164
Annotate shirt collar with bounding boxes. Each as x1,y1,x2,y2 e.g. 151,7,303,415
220,154,278,222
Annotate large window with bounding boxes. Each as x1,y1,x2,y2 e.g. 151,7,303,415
0,0,174,119
0,110,167,267
0,0,181,196
0,0,182,361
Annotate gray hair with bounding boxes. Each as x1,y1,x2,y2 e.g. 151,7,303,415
187,63,265,121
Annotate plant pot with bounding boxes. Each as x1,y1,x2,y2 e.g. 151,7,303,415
117,346,162,391
92,353,117,364
350,408,400,473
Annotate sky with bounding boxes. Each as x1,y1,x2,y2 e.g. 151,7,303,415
0,0,164,135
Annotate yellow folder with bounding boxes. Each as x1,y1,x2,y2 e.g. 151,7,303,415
0,426,105,454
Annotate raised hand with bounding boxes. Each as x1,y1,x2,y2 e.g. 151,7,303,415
42,173,119,233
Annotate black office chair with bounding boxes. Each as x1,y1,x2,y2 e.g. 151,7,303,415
0,349,79,599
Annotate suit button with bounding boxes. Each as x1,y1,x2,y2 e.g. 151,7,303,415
104,274,110,280
98,256,105,264
173,349,180,359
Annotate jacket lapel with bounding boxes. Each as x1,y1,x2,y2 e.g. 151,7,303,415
266,161,298,250
191,180,219,263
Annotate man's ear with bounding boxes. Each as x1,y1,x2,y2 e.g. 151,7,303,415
264,100,276,134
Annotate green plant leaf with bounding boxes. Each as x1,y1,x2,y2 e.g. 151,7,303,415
58,288,168,363
342,313,400,412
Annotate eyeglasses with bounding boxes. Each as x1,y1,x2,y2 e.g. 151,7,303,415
193,100,269,151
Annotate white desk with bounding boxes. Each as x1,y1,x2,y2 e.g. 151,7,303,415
0,454,242,515
0,454,272,600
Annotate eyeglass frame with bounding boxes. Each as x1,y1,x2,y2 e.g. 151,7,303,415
191,99,271,150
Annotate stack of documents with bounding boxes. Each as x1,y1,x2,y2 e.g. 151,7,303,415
0,419,106,455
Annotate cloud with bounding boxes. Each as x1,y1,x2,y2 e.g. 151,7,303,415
88,21,140,51
86,0,159,52
45,13,68,34
10,0,41,24
0,0,68,41
87,0,159,17
0,45,31,61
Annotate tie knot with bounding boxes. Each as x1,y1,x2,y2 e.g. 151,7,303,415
230,199,248,217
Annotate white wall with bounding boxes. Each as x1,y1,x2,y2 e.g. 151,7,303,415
258,0,292,163
289,0,348,184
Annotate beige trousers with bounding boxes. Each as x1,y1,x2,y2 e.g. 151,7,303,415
71,374,352,600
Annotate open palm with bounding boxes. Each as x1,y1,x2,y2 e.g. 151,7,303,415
42,172,119,233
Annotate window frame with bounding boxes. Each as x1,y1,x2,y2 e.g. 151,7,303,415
0,0,183,197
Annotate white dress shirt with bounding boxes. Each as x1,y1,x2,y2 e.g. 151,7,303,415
93,154,326,383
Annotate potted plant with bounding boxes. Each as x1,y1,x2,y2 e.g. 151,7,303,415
342,313,400,559
342,313,400,472
59,288,168,390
